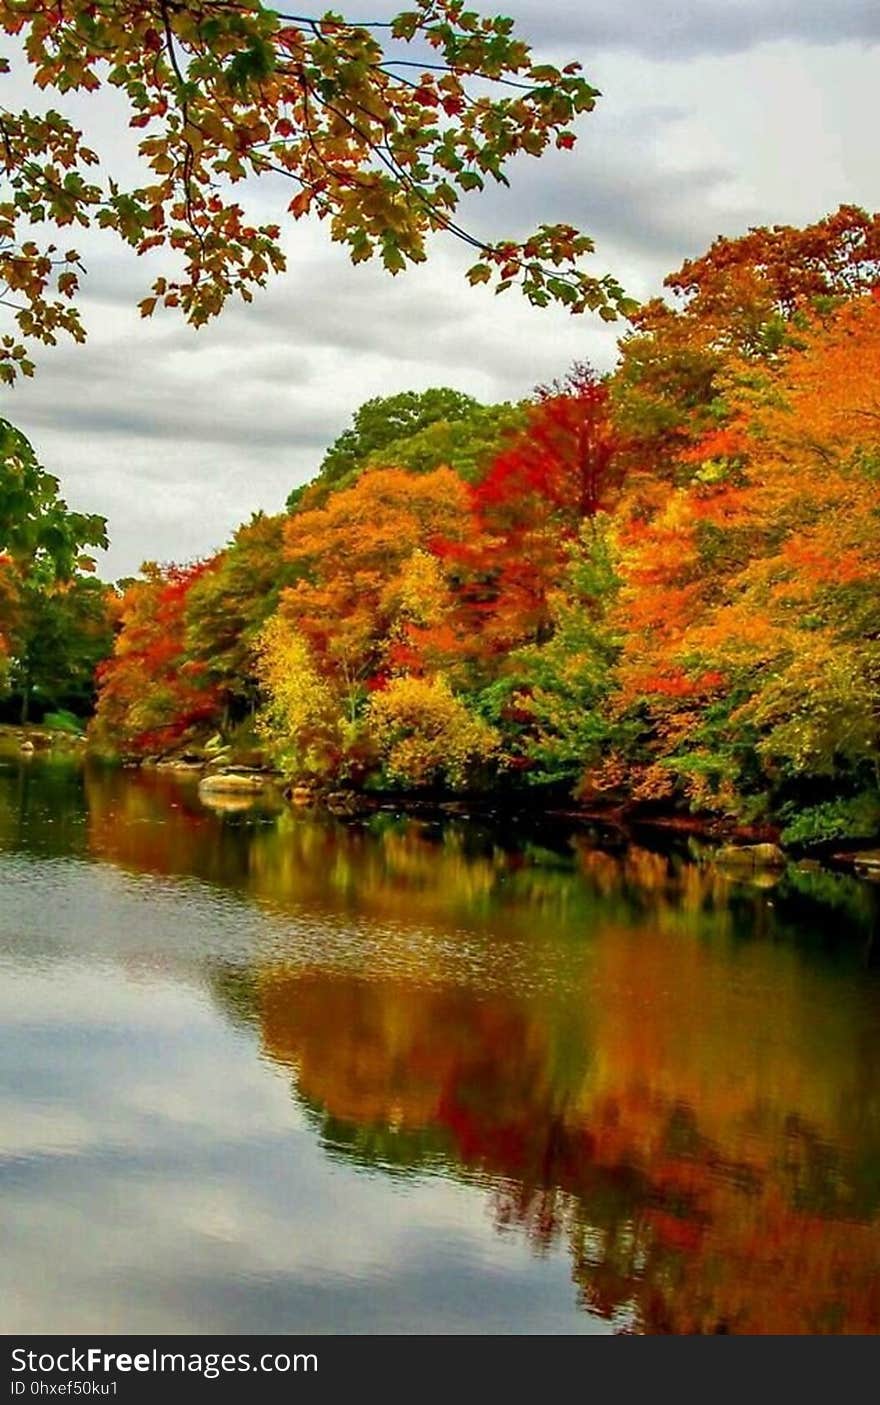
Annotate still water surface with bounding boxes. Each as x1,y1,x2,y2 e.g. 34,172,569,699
1,756,879,1334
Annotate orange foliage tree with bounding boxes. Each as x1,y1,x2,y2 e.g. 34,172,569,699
613,204,880,487
607,293,880,836
280,464,471,704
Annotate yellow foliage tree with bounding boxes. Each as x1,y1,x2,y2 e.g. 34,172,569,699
253,615,345,779
367,674,498,790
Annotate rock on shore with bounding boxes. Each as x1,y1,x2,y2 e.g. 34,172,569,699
198,772,271,795
715,842,787,869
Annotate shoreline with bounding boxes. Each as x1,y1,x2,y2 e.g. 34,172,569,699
3,725,878,881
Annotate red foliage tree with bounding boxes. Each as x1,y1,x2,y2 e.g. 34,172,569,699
91,562,221,755
439,365,622,656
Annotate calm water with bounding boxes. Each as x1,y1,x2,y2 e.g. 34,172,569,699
1,756,879,1335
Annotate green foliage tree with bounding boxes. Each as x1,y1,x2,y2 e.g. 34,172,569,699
360,401,525,482
184,512,295,720
4,574,112,722
0,419,106,577
501,519,627,788
0,418,107,721
286,387,515,507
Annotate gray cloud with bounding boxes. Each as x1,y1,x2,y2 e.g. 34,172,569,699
500,1,880,60
460,110,762,266
16,343,322,450
320,0,880,59
2,9,879,575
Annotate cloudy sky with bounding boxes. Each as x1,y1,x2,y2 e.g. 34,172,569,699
4,1,880,577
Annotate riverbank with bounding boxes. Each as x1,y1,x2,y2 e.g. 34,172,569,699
6,725,877,882
113,746,880,883
0,722,86,755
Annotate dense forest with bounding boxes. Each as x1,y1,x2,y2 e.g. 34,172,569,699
3,206,880,848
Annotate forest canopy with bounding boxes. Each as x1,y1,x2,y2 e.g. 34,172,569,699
35,204,875,849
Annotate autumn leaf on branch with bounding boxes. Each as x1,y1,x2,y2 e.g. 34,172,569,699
0,0,636,382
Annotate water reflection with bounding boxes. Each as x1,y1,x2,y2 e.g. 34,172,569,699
226,951,880,1334
1,757,879,1333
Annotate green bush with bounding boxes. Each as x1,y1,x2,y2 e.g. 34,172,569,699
780,793,880,848
42,709,84,735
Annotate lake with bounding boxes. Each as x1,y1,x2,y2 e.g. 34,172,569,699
1,756,878,1334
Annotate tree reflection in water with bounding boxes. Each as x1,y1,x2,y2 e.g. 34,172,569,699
80,762,880,1334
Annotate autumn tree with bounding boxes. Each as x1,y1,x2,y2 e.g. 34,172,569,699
440,364,621,658
253,612,345,779
90,561,221,754
246,463,488,783
0,0,634,384
613,205,880,484
183,511,294,721
608,292,880,839
668,204,880,324
281,463,471,706
367,672,497,788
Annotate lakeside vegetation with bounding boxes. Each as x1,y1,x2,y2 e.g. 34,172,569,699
3,207,880,849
